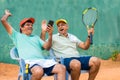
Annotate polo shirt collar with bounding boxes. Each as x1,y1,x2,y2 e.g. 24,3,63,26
57,33,70,38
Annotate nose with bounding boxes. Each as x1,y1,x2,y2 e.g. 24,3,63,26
29,25,33,28
59,25,63,28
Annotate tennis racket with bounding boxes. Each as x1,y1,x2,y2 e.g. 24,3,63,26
82,7,98,44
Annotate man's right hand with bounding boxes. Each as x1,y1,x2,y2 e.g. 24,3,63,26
87,27,94,36
1,9,12,34
5,9,12,16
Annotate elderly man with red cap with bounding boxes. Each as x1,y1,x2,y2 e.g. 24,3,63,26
1,10,66,80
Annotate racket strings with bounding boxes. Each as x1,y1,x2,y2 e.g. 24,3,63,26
83,9,97,28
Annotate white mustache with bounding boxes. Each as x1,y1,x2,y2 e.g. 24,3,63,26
28,28,33,30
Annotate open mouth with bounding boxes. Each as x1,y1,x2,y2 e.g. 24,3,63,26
28,28,33,30
60,29,64,31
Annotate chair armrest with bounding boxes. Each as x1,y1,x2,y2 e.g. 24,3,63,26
10,47,20,60
12,57,21,61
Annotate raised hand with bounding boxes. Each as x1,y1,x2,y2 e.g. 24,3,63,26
1,9,13,34
47,25,53,36
41,20,53,36
41,20,47,32
5,9,12,16
88,27,94,36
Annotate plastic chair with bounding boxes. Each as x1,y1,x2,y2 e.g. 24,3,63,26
49,49,88,80
10,47,57,80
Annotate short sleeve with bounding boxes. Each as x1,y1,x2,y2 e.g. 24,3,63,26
69,34,83,46
8,28,18,45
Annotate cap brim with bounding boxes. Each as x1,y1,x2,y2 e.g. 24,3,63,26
56,19,67,25
28,18,35,24
20,17,35,26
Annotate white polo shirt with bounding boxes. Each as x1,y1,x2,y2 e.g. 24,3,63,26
52,33,83,58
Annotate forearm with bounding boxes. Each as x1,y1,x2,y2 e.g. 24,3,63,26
79,28,94,50
1,14,12,34
83,30,93,49
79,36,90,50
41,23,53,50
46,35,52,50
40,30,46,41
43,34,52,50
84,36,91,49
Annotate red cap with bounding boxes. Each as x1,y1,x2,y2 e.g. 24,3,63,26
20,18,35,27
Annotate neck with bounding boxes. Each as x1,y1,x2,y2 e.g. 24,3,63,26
64,33,68,37
60,33,68,37
22,32,31,36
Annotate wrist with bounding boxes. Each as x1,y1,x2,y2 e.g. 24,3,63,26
5,14,10,17
41,30,46,33
88,33,90,36
48,35,52,40
48,33,52,37
88,35,90,39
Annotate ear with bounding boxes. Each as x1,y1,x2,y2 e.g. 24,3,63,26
66,24,69,29
20,26,24,32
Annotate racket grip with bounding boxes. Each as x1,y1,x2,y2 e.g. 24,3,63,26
90,33,93,44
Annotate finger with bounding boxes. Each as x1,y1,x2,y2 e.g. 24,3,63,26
47,24,53,27
47,26,52,31
5,9,8,13
41,20,47,25
6,9,10,13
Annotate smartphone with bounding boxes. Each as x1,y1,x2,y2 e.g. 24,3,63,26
47,20,54,27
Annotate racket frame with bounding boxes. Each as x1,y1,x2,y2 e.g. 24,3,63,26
82,7,98,44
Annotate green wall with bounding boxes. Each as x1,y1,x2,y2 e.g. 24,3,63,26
0,0,120,63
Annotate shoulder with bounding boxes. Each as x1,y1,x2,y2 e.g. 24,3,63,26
68,33,77,38
68,33,82,42
10,28,20,36
31,35,40,39
53,33,59,37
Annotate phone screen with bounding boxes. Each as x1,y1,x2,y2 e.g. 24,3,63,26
48,20,54,27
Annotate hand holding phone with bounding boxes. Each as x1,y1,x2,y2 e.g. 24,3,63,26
47,20,54,27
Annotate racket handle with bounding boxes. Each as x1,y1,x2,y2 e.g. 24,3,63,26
90,33,93,44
